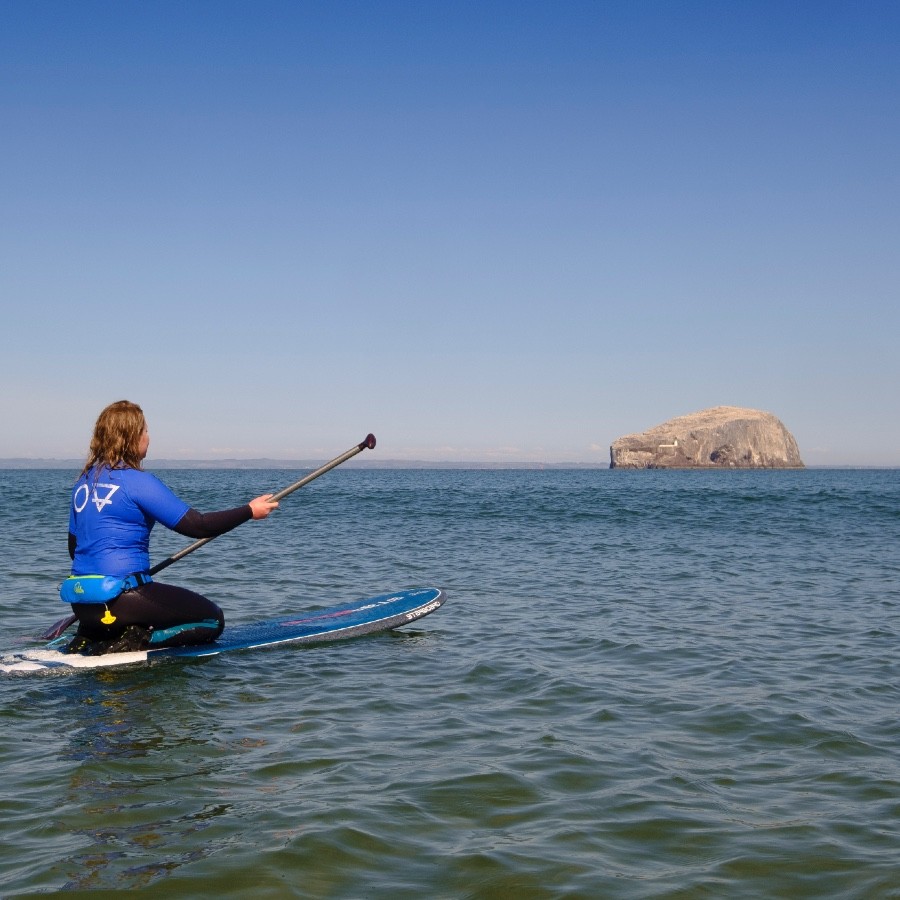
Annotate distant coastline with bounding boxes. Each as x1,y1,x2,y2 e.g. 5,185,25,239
0,458,895,471
0,457,608,471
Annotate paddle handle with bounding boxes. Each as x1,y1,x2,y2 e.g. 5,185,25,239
148,433,376,576
270,433,376,501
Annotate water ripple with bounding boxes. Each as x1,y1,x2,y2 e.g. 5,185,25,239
1,468,899,896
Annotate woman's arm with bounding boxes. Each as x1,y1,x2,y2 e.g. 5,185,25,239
173,506,253,539
172,495,277,538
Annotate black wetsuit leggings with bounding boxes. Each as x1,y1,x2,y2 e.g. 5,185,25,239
72,582,225,647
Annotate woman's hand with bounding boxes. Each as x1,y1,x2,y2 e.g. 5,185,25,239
249,494,279,519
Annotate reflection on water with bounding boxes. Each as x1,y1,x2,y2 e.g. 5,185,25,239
48,669,229,890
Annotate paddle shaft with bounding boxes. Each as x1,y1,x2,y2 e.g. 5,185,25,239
149,433,376,575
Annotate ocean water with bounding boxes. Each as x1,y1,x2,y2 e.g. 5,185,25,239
1,466,898,898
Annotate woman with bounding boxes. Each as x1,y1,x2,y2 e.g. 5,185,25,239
65,400,278,655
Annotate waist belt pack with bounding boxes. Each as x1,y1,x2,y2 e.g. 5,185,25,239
59,573,153,604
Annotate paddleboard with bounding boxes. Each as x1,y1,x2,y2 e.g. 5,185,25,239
1,587,445,673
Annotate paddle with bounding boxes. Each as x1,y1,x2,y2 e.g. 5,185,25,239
41,434,377,640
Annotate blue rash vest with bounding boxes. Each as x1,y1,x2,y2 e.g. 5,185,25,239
69,467,190,577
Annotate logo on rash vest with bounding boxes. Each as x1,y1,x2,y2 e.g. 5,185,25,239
91,484,120,512
73,483,121,513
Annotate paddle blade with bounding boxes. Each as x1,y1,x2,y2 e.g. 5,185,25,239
41,614,77,641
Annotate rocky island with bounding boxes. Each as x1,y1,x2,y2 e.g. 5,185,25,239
609,406,804,469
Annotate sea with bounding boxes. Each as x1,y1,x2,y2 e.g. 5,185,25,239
1,466,898,898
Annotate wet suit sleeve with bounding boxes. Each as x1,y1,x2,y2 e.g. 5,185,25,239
172,506,252,539
68,532,76,560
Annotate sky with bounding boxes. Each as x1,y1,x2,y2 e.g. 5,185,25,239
1,0,898,465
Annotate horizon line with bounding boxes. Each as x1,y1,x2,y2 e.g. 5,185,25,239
0,458,897,471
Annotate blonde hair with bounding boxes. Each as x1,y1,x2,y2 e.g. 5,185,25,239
82,400,147,474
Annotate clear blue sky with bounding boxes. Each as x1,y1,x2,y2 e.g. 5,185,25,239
2,1,898,465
